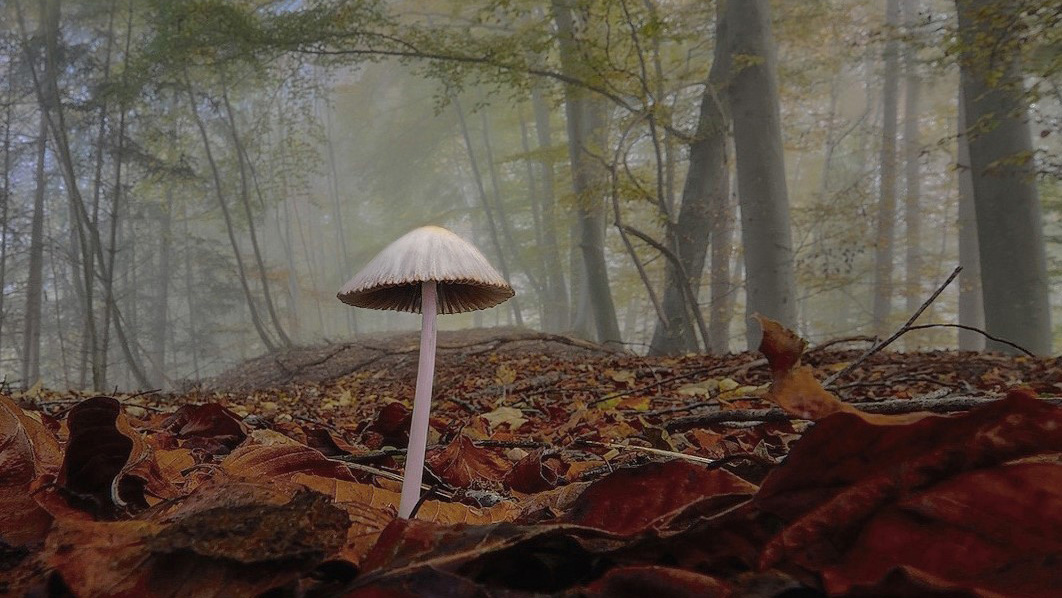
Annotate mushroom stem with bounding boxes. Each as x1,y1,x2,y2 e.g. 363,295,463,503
398,280,438,518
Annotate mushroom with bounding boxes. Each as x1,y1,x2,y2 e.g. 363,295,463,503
338,226,514,518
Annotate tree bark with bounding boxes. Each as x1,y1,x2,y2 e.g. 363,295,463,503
902,0,922,346
956,92,984,351
650,4,730,355
22,112,47,388
708,184,736,354
453,97,525,326
553,0,622,346
530,84,570,332
956,0,1050,354
724,0,798,349
220,77,292,348
183,73,278,352
0,64,14,359
872,0,901,337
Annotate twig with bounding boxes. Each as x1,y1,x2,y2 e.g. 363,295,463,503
576,439,717,466
665,395,1062,431
905,324,1034,357
823,266,962,387
326,457,455,500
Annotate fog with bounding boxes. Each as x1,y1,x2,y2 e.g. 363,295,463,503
0,0,1059,390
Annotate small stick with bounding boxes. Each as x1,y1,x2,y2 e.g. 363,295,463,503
665,395,1062,430
823,266,962,387
327,457,455,500
904,324,1034,357
576,439,717,466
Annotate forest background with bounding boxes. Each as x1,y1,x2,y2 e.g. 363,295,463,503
0,0,1059,392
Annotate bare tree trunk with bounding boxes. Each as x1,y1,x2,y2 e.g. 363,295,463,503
650,4,730,355
0,67,14,359
183,72,278,352
480,105,544,305
708,184,736,354
453,98,525,326
956,0,1050,354
518,106,549,324
530,84,570,332
322,97,357,335
902,0,923,348
181,207,202,382
956,92,984,351
872,0,901,337
147,202,171,387
22,113,47,388
220,77,292,348
553,0,622,346
724,0,797,348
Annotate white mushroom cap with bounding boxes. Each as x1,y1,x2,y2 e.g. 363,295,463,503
337,226,515,314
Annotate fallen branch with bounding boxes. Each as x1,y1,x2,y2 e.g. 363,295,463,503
664,395,1062,431
576,439,717,465
823,266,962,388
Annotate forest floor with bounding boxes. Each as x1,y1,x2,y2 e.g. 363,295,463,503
2,325,1060,597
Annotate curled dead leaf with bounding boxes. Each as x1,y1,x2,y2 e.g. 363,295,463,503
0,395,62,545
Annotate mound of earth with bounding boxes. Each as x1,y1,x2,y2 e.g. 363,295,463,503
200,327,620,392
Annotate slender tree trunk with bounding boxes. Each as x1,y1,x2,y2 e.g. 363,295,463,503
553,0,622,346
147,203,171,387
519,106,549,323
956,0,1049,354
0,68,14,358
181,207,202,381
956,93,984,351
530,84,570,331
724,0,797,348
220,78,292,347
650,4,730,355
902,0,923,348
453,98,525,326
872,0,901,337
480,105,544,301
708,183,736,354
183,73,278,352
322,98,357,335
22,113,47,388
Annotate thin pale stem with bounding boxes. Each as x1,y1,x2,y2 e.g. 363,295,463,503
398,280,438,518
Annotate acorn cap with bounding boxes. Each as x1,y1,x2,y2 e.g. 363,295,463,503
337,226,515,314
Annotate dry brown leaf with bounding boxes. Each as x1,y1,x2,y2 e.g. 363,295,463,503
426,434,510,488
0,394,61,545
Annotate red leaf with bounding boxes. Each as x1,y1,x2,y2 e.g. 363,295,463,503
755,389,1062,593
566,460,757,535
425,435,510,488
163,403,247,452
822,464,1062,598
504,449,562,494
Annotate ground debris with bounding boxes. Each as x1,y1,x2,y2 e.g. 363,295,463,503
2,324,1060,597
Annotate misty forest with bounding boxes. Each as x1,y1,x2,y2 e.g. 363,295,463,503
0,0,1057,392
3,1,1062,597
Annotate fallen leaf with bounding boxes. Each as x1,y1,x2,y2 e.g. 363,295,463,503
566,460,757,535
220,443,357,482
822,463,1062,598
480,406,528,431
504,449,562,494
756,389,1062,589
0,395,62,545
426,434,510,488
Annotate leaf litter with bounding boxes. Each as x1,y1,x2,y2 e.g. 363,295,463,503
1,324,1060,597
